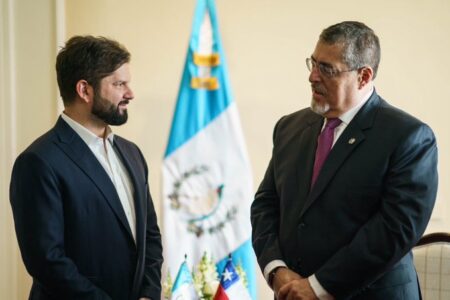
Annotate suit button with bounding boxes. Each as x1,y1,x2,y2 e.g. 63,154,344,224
299,222,306,228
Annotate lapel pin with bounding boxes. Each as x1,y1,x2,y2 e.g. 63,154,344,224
348,138,356,144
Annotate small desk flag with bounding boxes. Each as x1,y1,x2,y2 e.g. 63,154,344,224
214,258,252,300
171,260,199,300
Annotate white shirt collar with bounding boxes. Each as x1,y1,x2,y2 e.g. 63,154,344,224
61,112,114,145
339,87,374,125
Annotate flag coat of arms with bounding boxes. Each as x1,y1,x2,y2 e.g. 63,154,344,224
162,0,256,298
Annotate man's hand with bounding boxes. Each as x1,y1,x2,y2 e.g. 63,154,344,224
277,278,318,300
272,268,302,294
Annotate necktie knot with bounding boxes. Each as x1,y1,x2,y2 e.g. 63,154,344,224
325,118,342,130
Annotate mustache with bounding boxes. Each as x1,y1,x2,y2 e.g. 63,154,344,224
311,84,326,94
118,99,130,106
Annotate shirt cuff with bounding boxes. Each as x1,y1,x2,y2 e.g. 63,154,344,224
263,260,288,283
308,274,334,300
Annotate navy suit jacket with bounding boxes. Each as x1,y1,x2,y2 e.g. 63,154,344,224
251,91,438,299
10,117,163,300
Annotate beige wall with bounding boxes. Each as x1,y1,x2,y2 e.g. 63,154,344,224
0,0,17,298
2,0,449,299
1,0,57,298
64,0,450,232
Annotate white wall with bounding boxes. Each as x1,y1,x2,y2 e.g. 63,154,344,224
2,0,449,299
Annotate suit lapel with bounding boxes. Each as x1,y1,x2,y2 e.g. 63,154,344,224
113,137,145,249
113,137,146,298
294,115,323,209
300,92,381,217
53,117,134,239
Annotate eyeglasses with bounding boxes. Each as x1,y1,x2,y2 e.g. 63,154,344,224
306,57,359,78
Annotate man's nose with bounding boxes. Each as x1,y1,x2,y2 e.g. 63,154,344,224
308,65,321,83
125,86,134,100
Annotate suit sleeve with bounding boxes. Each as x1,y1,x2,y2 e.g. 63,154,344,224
137,150,163,300
316,123,438,298
251,117,285,272
10,152,112,300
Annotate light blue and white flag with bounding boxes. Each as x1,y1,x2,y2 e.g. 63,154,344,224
171,260,199,300
162,0,256,298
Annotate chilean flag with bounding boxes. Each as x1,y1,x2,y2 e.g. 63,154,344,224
214,258,252,300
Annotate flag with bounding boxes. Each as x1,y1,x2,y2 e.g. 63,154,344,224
214,258,252,300
171,260,199,300
162,0,256,298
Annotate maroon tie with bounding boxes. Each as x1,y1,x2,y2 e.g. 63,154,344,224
311,118,342,187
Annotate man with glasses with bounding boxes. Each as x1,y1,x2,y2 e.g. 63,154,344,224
251,21,437,300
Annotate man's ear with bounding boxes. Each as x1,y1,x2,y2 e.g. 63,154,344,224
75,80,92,103
358,66,373,89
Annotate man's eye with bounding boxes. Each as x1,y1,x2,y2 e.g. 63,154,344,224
320,65,334,75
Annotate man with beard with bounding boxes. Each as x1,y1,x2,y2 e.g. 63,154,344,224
10,36,163,300
251,21,438,300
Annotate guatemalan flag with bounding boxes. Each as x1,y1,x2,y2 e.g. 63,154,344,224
214,258,252,300
170,260,199,300
162,0,256,298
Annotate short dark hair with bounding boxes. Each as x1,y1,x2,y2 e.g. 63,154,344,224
56,35,130,104
320,21,381,79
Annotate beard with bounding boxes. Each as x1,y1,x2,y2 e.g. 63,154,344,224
310,84,330,115
92,92,128,126
310,97,330,115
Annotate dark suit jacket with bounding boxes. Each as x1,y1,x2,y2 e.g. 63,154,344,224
10,117,163,300
251,91,438,299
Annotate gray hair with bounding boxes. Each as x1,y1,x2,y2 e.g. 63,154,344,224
320,21,381,79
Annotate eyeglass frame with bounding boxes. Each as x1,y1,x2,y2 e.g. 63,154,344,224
306,57,362,78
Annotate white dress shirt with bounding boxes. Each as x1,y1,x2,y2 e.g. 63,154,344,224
264,87,374,299
61,113,137,242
